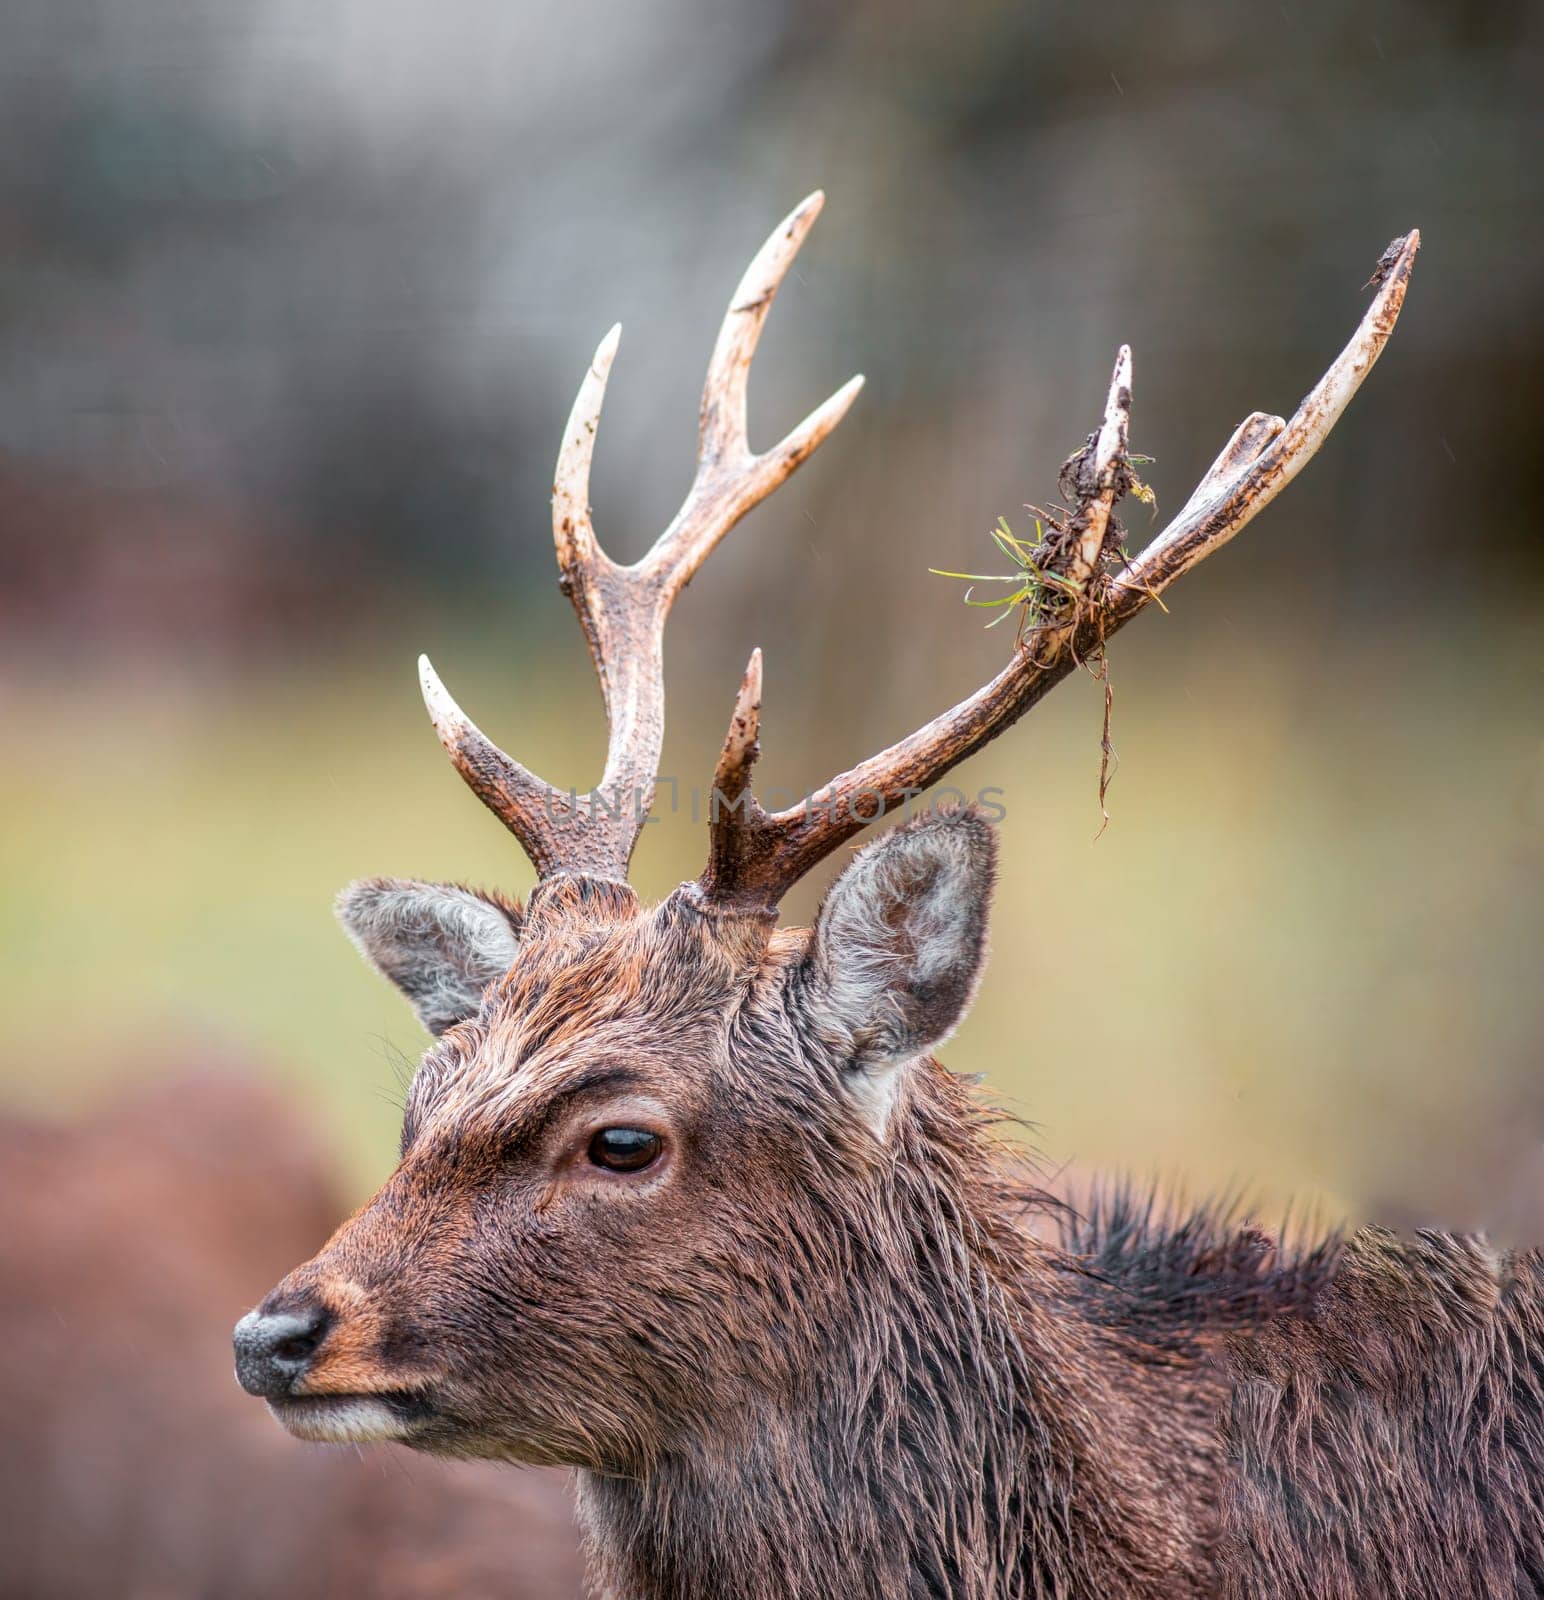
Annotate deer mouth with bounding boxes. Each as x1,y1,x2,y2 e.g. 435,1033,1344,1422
267,1390,435,1444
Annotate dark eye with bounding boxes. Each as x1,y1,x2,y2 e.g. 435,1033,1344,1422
587,1127,663,1173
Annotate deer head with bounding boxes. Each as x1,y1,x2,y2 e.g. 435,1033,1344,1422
234,197,1417,1488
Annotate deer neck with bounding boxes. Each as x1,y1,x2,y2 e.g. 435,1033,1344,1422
574,1112,1219,1600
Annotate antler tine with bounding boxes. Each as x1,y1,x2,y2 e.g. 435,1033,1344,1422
700,193,826,466
694,230,1420,911
711,648,764,802
703,650,768,899
552,322,622,589
1167,411,1286,531
417,321,638,884
1051,343,1133,627
1113,230,1420,605
547,321,641,747
644,192,865,601
418,653,578,879
422,202,861,885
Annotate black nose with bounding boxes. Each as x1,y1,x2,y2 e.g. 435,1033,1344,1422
232,1301,331,1399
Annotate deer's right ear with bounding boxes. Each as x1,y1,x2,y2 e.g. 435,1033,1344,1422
796,809,996,1136
335,880,523,1036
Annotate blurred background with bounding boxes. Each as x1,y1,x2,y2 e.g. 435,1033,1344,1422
0,0,1540,1585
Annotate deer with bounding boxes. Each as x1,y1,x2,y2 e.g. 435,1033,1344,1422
232,194,1543,1599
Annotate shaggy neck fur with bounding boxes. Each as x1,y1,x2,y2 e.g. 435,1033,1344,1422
573,1066,1282,1600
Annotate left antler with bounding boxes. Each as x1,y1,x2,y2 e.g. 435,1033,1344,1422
420,192,863,881
696,229,1420,911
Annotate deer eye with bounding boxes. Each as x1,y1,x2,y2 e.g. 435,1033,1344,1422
587,1127,662,1173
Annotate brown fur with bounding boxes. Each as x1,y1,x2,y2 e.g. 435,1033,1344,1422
243,844,1544,1600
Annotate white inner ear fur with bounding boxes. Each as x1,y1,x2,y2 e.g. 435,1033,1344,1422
803,812,995,1139
336,879,522,1036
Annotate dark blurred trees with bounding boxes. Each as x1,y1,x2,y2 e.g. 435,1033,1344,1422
0,0,1538,672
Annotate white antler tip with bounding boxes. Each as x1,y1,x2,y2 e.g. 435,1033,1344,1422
595,323,622,369
823,372,868,426
771,190,825,253
418,653,453,721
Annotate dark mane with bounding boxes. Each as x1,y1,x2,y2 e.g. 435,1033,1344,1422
1049,1177,1342,1336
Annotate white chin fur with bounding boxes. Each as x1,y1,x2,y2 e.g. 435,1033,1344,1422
268,1395,411,1444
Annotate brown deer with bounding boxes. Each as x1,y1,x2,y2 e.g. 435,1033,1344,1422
235,197,1542,1599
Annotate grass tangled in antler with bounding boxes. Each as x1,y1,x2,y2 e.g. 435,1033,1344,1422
931,445,1158,834
929,514,1075,640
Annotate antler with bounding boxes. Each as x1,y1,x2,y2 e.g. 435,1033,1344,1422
419,192,864,880
696,229,1421,911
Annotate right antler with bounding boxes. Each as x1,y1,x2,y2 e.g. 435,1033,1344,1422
419,193,863,881
414,197,1416,910
695,229,1420,911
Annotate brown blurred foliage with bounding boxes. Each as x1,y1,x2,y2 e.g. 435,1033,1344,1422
0,1068,583,1600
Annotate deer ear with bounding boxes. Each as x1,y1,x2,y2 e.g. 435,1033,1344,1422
798,808,996,1135
335,879,523,1036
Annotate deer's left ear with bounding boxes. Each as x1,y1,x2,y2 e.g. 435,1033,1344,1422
336,879,523,1036
797,808,996,1135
